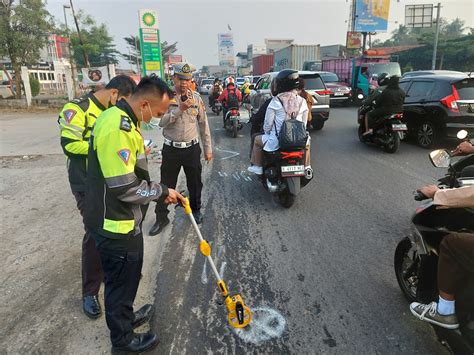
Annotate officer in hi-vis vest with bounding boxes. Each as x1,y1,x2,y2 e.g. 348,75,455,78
58,75,136,319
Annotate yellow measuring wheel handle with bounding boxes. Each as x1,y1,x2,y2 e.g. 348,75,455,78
199,240,211,257
217,280,229,297
226,294,252,328
181,197,193,215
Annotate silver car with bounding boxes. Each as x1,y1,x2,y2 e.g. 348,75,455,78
249,71,330,130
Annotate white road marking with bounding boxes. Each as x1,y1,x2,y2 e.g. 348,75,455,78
218,261,227,279
233,307,286,344
215,146,240,160
201,259,208,285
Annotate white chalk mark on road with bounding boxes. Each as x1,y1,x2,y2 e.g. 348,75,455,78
232,173,241,181
218,261,227,279
240,171,252,182
215,146,240,160
201,259,208,284
233,307,286,344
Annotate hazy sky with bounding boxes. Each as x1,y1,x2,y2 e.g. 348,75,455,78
46,0,474,69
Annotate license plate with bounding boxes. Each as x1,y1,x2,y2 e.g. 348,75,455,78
281,165,305,176
392,123,407,131
334,92,344,96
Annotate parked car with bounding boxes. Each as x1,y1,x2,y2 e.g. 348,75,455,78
399,73,474,148
317,71,352,105
198,78,214,95
236,77,245,87
249,71,330,130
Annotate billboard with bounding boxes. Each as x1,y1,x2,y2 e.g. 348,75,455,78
218,33,234,66
355,0,391,32
405,4,433,28
168,55,183,64
346,32,362,49
81,66,109,85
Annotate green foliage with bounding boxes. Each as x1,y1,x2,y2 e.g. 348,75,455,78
374,18,473,71
70,11,119,67
29,74,40,96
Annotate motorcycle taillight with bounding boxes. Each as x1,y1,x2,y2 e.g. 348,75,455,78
281,151,304,160
231,109,239,115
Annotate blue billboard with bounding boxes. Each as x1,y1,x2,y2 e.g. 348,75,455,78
355,0,391,32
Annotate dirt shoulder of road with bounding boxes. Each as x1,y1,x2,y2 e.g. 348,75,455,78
0,114,168,353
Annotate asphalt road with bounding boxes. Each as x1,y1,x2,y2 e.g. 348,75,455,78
150,103,451,354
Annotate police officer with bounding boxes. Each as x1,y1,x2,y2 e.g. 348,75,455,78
84,75,183,353
149,63,213,235
58,75,136,319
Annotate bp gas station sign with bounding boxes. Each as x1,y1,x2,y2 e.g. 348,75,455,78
139,9,164,78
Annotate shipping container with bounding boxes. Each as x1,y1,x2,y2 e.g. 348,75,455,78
273,45,320,72
322,58,353,84
253,54,274,75
320,45,346,60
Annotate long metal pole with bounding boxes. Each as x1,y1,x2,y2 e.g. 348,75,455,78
70,0,90,68
431,3,441,70
63,5,77,96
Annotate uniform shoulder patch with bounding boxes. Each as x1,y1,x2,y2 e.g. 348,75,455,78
63,109,77,123
71,95,90,112
117,149,131,165
119,116,132,132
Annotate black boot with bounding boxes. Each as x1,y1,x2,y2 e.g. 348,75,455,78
149,216,170,236
83,295,102,319
132,304,155,329
111,332,159,354
192,210,203,225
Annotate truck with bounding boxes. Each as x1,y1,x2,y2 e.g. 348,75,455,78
273,45,320,72
253,54,274,76
322,51,401,98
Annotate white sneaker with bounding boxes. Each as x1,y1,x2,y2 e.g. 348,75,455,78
410,302,459,329
247,165,263,175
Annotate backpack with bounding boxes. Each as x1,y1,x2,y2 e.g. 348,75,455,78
226,89,239,109
275,97,308,150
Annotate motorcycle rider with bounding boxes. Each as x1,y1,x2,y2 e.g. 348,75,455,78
241,77,252,103
359,73,389,121
363,75,405,135
409,184,474,329
218,77,242,127
209,78,223,107
248,69,311,176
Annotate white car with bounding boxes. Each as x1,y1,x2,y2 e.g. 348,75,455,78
198,79,214,95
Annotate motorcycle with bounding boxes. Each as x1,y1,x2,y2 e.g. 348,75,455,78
260,148,312,208
224,107,243,138
394,131,474,354
211,100,223,115
357,94,407,153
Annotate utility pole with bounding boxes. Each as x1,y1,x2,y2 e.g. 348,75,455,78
69,0,90,68
134,36,141,74
431,3,441,70
63,4,77,96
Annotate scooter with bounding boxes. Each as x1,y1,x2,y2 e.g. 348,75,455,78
357,94,407,153
224,107,243,138
260,148,312,208
394,131,474,354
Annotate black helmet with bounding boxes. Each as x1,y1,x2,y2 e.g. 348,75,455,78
275,69,299,94
387,75,400,88
377,73,390,87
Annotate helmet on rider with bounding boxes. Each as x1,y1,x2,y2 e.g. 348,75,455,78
244,77,251,84
377,73,390,87
387,75,400,88
275,69,300,94
225,77,235,87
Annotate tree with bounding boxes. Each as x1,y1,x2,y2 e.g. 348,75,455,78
69,11,119,68
0,0,53,98
121,35,178,72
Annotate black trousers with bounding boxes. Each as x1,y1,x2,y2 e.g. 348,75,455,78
72,191,103,296
155,143,203,218
93,232,144,347
438,233,474,295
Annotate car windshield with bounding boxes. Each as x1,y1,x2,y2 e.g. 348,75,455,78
320,73,339,83
236,78,245,84
300,75,325,90
253,77,260,84
202,79,213,85
369,63,402,77
454,78,474,100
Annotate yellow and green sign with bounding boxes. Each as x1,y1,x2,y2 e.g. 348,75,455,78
138,9,164,78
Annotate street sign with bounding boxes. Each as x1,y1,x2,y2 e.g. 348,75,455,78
346,32,362,49
138,9,164,78
405,4,433,28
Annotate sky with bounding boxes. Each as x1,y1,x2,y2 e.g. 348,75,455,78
46,0,474,69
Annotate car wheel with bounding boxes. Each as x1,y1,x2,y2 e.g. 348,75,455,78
416,121,438,148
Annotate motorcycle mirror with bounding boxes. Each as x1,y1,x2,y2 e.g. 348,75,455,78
457,129,468,140
357,94,364,100
429,149,451,168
